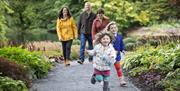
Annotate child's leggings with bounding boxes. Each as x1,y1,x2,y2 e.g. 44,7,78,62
94,69,110,82
114,61,123,77
95,75,110,82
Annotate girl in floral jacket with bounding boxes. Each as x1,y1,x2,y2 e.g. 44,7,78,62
86,31,116,91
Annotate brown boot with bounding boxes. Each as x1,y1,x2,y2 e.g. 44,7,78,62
65,60,70,66
64,60,67,66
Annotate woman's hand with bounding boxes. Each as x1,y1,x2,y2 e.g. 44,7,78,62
84,49,88,54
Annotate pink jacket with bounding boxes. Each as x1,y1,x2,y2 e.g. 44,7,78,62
92,16,109,39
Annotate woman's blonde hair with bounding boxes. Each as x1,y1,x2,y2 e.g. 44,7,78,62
94,31,114,44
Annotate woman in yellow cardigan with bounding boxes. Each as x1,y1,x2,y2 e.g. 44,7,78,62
56,6,78,66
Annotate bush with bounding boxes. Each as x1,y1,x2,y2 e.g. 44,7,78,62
0,57,30,87
148,39,159,47
125,42,136,51
158,68,180,91
124,44,180,90
0,47,52,79
70,45,79,60
123,37,137,44
123,37,137,51
72,40,80,45
0,76,28,91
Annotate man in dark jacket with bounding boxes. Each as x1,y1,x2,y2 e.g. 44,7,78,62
77,2,96,64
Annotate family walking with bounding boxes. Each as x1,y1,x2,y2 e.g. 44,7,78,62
56,2,126,91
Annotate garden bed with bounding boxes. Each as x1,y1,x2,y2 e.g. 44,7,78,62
123,44,180,91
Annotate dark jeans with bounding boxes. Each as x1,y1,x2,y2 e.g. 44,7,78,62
79,33,93,62
61,40,72,60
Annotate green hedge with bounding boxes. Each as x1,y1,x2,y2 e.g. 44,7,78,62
0,47,52,79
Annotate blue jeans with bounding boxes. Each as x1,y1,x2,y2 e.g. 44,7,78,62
79,33,93,62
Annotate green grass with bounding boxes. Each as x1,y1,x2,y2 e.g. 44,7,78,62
150,19,180,31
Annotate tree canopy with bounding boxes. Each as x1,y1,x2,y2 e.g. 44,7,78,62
0,0,179,43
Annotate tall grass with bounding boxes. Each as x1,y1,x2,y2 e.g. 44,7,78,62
150,18,180,31
26,41,80,60
26,41,61,51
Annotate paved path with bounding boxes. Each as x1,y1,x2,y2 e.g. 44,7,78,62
30,61,140,91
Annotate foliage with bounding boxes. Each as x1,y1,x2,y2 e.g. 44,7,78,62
25,41,80,60
0,0,12,46
72,39,80,45
0,47,52,79
0,76,28,91
138,69,165,90
26,41,61,51
150,18,180,31
124,43,180,90
123,37,136,44
86,0,179,30
123,37,137,51
1,0,179,42
2,0,82,42
0,57,30,86
124,42,136,51
157,68,180,91
70,45,79,60
123,35,180,51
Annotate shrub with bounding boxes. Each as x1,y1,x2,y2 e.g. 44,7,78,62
124,44,180,90
0,47,52,79
148,39,159,47
160,68,180,91
0,57,30,87
71,45,79,60
123,37,137,44
0,76,28,91
72,40,80,45
123,37,138,51
125,42,136,51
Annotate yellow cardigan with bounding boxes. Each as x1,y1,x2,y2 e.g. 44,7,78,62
56,17,78,41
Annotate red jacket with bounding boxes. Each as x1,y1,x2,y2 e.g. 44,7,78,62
92,16,109,39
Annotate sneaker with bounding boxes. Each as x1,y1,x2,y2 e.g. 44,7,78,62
77,60,83,64
120,79,127,86
91,74,96,84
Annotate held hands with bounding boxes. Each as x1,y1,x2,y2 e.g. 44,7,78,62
122,50,125,55
121,50,126,60
93,40,96,45
84,49,88,55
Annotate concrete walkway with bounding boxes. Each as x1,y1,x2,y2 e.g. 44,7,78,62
30,60,140,91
